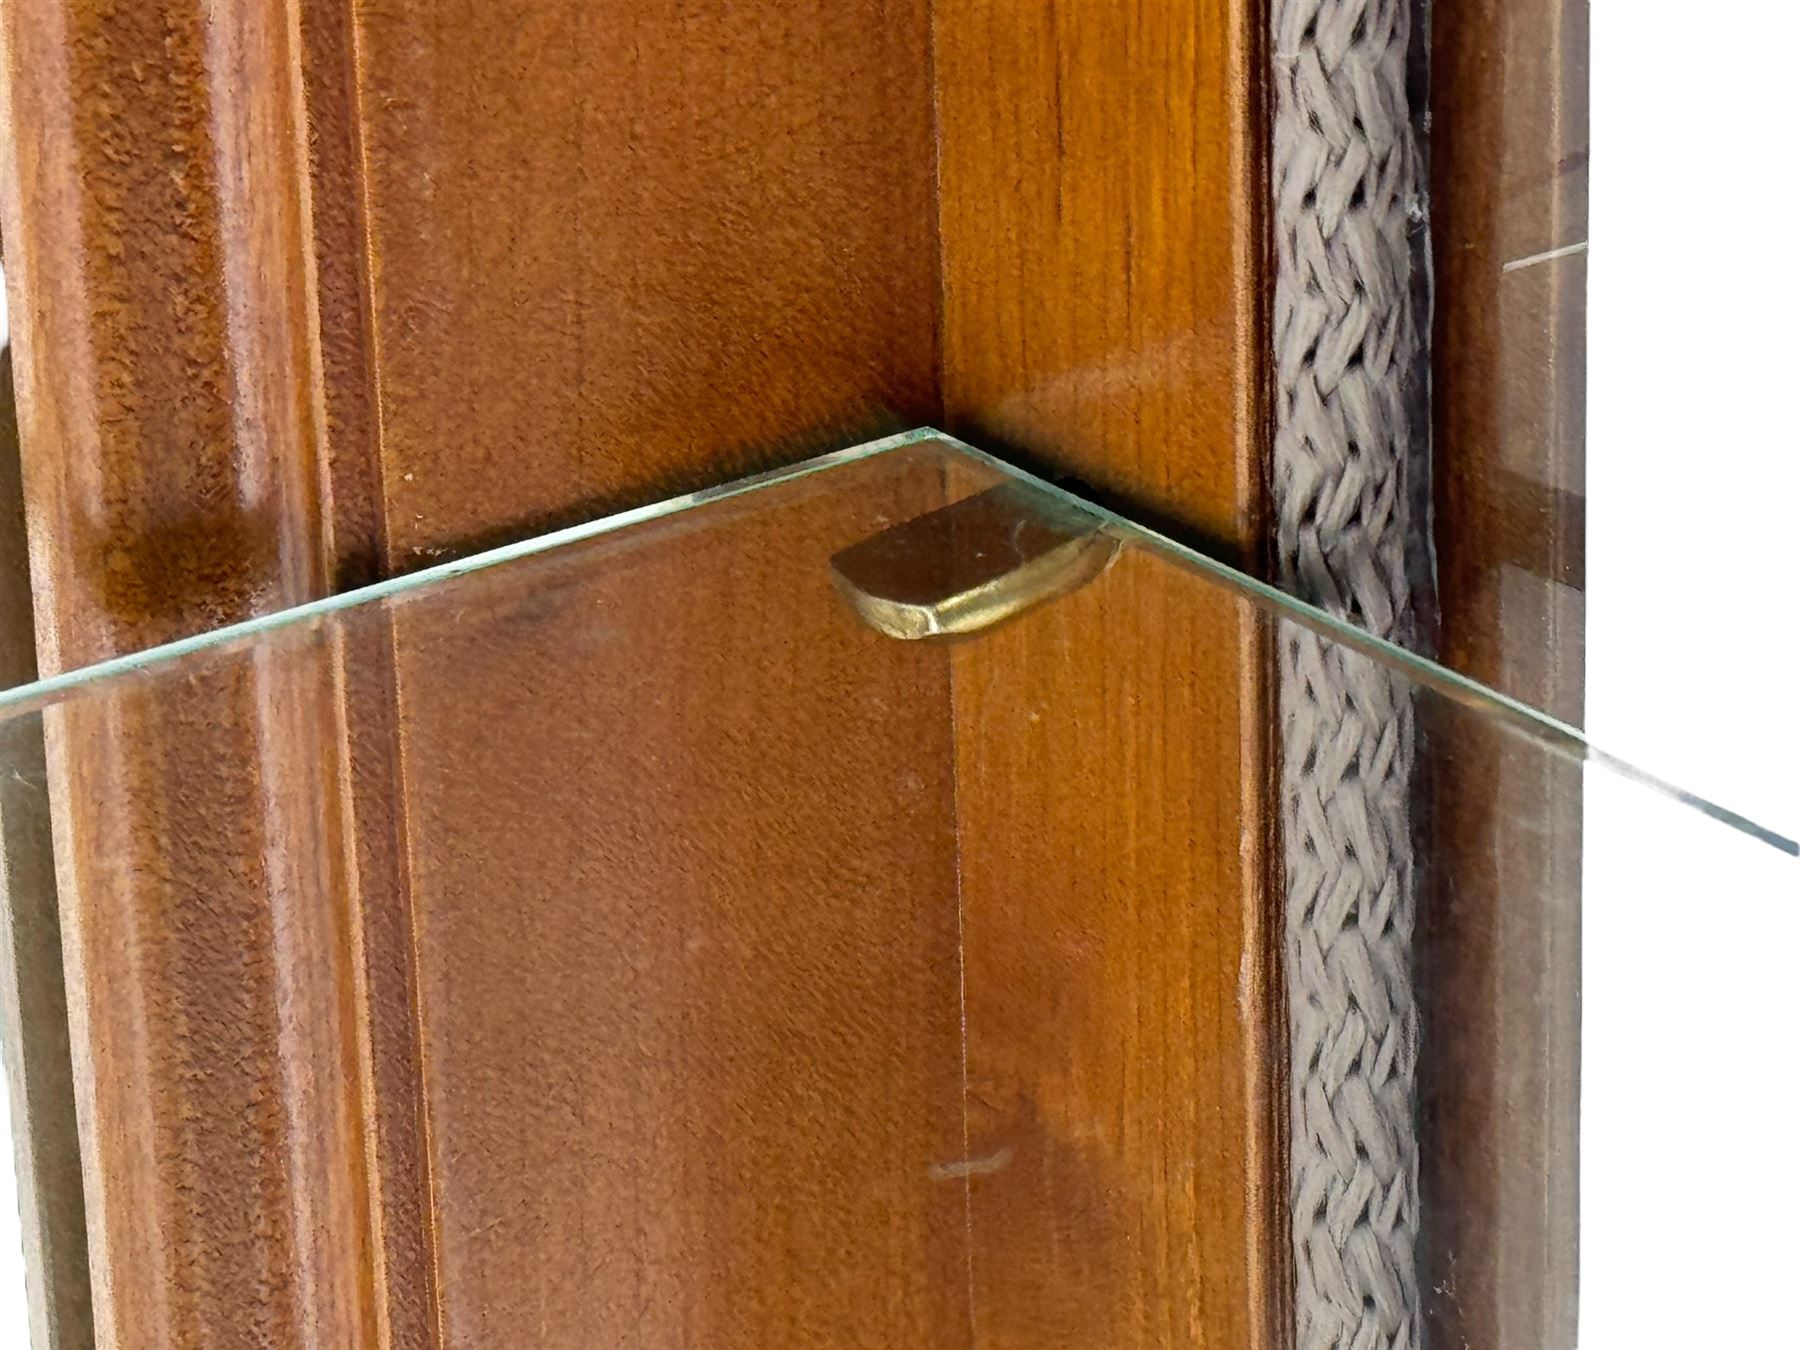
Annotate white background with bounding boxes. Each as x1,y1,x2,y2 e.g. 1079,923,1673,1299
1582,2,1800,1346
2,4,1799,1340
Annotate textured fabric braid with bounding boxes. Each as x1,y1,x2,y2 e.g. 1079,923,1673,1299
1272,2,1424,1349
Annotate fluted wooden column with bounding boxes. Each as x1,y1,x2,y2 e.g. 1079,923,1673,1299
0,2,379,1345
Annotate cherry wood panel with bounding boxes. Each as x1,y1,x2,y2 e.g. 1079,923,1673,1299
392,456,964,1347
936,6,1279,1348
348,0,942,569
1421,2,1587,1347
936,0,1267,557
0,4,376,1346
1431,0,1586,690
0,0,330,666
950,544,1276,1350
0,2,1281,1347
0,2,950,1345
42,658,376,1348
334,626,439,1350
331,6,953,1346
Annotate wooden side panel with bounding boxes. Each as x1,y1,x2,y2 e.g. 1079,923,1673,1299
0,0,329,666
392,458,965,1347
4,0,949,1339
40,657,376,1349
348,0,942,568
0,3,379,1346
1430,0,1587,708
935,6,1278,1348
2,4,1283,1347
331,3,954,1343
332,627,439,1350
1422,1,1587,1346
949,548,1275,1350
936,0,1266,554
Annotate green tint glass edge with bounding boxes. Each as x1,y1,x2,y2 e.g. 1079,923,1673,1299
0,431,936,713
0,425,1792,856
954,442,1800,859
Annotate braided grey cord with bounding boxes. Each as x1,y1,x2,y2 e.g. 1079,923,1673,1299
1273,2,1423,1349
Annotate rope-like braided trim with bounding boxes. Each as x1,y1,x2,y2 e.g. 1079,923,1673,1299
1272,1,1423,1347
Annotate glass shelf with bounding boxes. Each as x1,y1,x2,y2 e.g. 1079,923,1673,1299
0,429,1792,1346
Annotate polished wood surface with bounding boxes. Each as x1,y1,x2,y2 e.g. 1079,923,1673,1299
938,5,1278,1347
42,659,376,1347
1422,2,1587,1346
0,4,374,1346
0,2,1279,1346
394,457,965,1347
1431,0,1587,675
0,0,329,665
335,5,950,1345
950,546,1276,1350
937,0,1267,558
348,0,941,569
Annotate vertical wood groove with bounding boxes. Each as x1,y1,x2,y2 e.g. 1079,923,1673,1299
297,6,440,1343
0,1,381,1344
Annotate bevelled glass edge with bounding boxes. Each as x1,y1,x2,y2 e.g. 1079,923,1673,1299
942,436,1799,858
0,429,941,718
0,425,1792,857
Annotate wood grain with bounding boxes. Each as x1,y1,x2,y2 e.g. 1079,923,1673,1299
350,0,942,569
392,454,965,1347
2,1,951,1344
335,5,954,1345
936,5,1279,1347
0,1,1285,1345
333,624,440,1350
0,2,377,1345
1421,2,1588,1346
0,349,93,1349
949,539,1276,1350
0,0,329,666
936,0,1266,557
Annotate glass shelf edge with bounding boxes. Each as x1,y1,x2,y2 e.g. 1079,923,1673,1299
944,438,1797,859
0,424,1791,858
0,429,940,719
